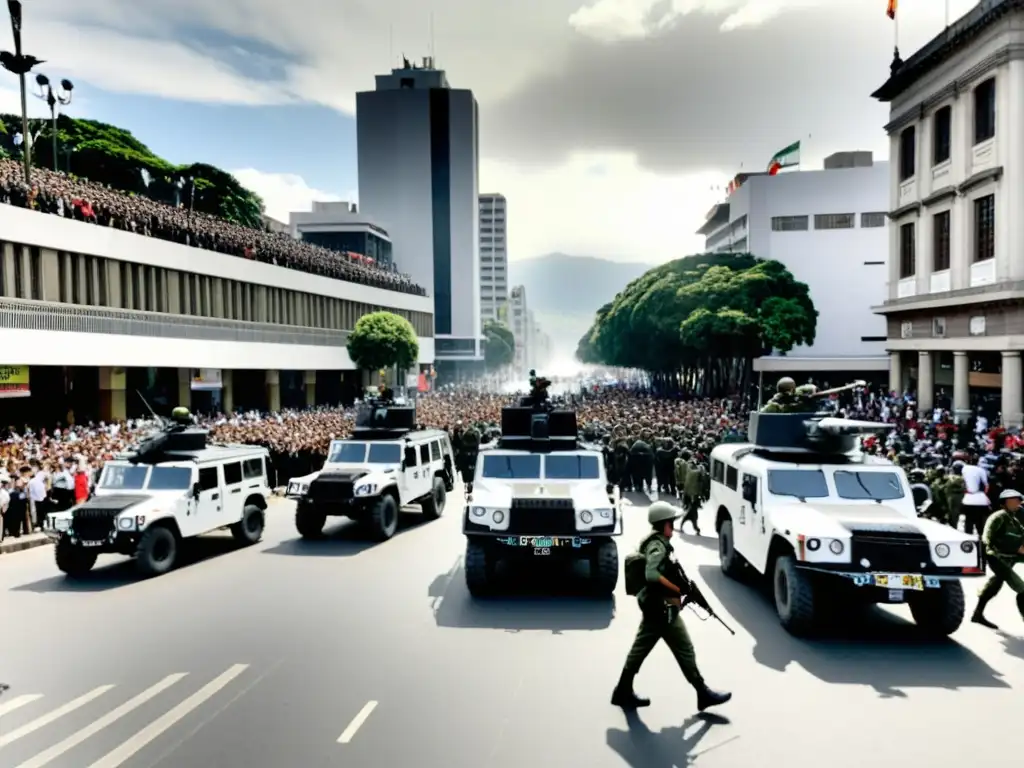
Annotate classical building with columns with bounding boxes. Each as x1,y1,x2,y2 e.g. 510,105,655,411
872,0,1024,425
0,200,435,426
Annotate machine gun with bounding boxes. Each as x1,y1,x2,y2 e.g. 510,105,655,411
804,379,867,401
668,562,736,635
522,369,552,409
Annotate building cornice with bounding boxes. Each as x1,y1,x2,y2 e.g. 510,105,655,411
873,280,1024,315
888,202,922,220
959,165,1004,194
921,185,958,207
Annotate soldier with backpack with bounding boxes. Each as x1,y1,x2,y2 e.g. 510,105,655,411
611,500,732,713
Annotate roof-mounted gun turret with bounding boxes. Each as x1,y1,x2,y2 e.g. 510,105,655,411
499,373,577,452
352,397,416,439
124,407,208,464
747,412,894,457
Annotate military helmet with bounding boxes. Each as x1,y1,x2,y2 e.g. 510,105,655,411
648,500,682,525
777,377,796,393
795,384,817,396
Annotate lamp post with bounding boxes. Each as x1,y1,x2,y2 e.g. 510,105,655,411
34,73,72,171
1,1,44,183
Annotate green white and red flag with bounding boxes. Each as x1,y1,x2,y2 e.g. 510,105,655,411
767,141,801,175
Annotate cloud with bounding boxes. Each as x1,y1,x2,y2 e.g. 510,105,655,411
230,168,347,222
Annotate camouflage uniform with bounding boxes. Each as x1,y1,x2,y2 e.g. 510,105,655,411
973,492,1024,628
761,377,800,414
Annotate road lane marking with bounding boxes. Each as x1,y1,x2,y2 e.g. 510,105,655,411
85,665,249,768
337,700,378,744
0,686,115,747
13,674,187,768
0,694,43,718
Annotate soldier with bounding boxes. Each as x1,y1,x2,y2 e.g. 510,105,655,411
458,425,481,483
760,377,799,413
944,462,966,529
971,488,1024,629
674,451,689,503
629,435,654,494
681,457,704,535
611,501,731,712
655,438,677,496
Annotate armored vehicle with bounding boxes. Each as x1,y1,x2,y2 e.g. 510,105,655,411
288,399,455,541
46,413,271,578
462,380,622,596
709,411,984,637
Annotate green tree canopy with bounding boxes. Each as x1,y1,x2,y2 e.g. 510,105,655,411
576,252,817,395
483,320,516,369
347,311,420,372
0,113,265,227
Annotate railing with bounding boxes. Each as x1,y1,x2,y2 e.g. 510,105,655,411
0,298,350,347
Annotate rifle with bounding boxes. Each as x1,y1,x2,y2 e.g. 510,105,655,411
668,562,736,635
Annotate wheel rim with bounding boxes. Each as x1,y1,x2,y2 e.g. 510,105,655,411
152,535,172,563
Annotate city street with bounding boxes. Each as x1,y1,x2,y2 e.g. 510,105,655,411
0,494,1021,768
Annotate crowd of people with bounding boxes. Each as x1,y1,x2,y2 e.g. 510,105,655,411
0,160,425,296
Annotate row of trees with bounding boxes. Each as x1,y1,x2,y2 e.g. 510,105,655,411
576,252,818,397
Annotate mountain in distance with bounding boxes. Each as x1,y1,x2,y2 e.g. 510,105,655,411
508,253,655,363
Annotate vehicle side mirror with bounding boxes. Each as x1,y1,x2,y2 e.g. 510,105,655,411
191,483,201,500
606,483,614,496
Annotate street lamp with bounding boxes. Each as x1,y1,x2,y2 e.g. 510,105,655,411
0,1,44,183
34,73,72,171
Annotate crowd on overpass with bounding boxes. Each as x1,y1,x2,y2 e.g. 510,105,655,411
0,160,426,296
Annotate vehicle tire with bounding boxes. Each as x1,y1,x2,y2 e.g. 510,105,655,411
231,504,265,545
909,580,965,637
135,525,178,578
368,494,399,541
295,504,326,539
421,476,447,521
773,554,817,636
718,519,745,579
592,540,618,596
55,538,97,577
465,539,493,596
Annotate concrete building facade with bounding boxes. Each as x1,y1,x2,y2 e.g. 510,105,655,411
478,193,508,325
290,202,394,269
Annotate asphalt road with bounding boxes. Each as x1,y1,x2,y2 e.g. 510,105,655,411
0,491,1022,768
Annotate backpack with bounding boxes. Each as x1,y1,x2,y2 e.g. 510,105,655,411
624,533,662,596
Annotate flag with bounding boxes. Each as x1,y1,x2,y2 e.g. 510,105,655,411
767,141,801,175
886,0,896,19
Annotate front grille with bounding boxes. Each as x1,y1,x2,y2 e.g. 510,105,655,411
72,508,117,541
507,498,576,535
850,531,932,572
308,478,353,501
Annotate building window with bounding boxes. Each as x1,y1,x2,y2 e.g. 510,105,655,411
900,321,913,339
974,78,996,144
933,317,946,338
814,213,855,229
899,126,916,181
974,194,995,262
969,316,986,336
861,336,887,342
770,215,809,231
898,222,915,278
861,212,886,228
932,106,951,165
932,211,950,272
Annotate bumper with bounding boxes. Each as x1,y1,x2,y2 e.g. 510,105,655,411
799,564,986,589
295,496,373,517
47,529,139,554
470,534,610,558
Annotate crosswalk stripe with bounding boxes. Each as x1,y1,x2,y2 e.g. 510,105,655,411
0,694,43,718
86,664,249,768
12,673,187,768
0,686,115,747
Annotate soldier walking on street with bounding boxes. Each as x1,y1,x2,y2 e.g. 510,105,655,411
972,488,1024,629
612,501,731,712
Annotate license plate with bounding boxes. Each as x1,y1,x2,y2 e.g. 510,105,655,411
888,589,905,603
533,547,551,556
874,573,924,591
81,540,105,547
532,537,555,548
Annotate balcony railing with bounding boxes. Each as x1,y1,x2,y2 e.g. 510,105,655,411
0,298,350,347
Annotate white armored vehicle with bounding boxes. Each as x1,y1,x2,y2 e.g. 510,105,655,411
462,382,622,596
46,415,270,578
288,399,455,541
711,411,985,637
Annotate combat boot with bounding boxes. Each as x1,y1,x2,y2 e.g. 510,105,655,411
611,672,650,709
971,597,998,630
696,686,732,712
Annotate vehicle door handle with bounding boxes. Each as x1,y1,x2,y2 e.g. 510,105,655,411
230,489,241,494
211,493,220,500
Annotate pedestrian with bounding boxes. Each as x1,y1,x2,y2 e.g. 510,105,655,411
611,500,731,712
971,488,1024,629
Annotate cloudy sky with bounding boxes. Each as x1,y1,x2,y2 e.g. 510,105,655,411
0,0,977,264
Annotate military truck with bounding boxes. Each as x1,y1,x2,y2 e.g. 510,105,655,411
709,412,985,637
462,381,622,596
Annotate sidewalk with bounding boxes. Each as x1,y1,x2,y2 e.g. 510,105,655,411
0,532,51,555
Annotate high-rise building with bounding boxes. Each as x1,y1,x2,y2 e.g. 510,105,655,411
509,285,530,375
356,58,481,366
478,193,508,326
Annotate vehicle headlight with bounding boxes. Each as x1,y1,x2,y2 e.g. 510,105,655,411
492,510,505,524
288,482,309,495
807,538,821,552
828,539,844,555
961,541,975,554
354,483,377,496
580,510,594,524
471,506,486,517
935,543,951,558
54,517,70,531
117,516,136,531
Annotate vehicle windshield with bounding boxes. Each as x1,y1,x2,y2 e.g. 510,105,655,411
100,464,148,490
767,469,829,499
327,441,367,463
545,454,601,480
367,443,402,464
481,454,542,479
833,470,905,501
147,467,193,491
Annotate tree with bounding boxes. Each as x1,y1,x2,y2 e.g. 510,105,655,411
576,252,817,396
483,320,515,369
347,312,420,374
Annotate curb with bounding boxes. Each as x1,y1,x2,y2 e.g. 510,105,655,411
0,535,52,556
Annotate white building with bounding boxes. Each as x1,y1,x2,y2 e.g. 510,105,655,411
290,201,393,269
356,58,481,365
509,285,530,374
872,0,1024,425
478,193,508,325
697,152,890,377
